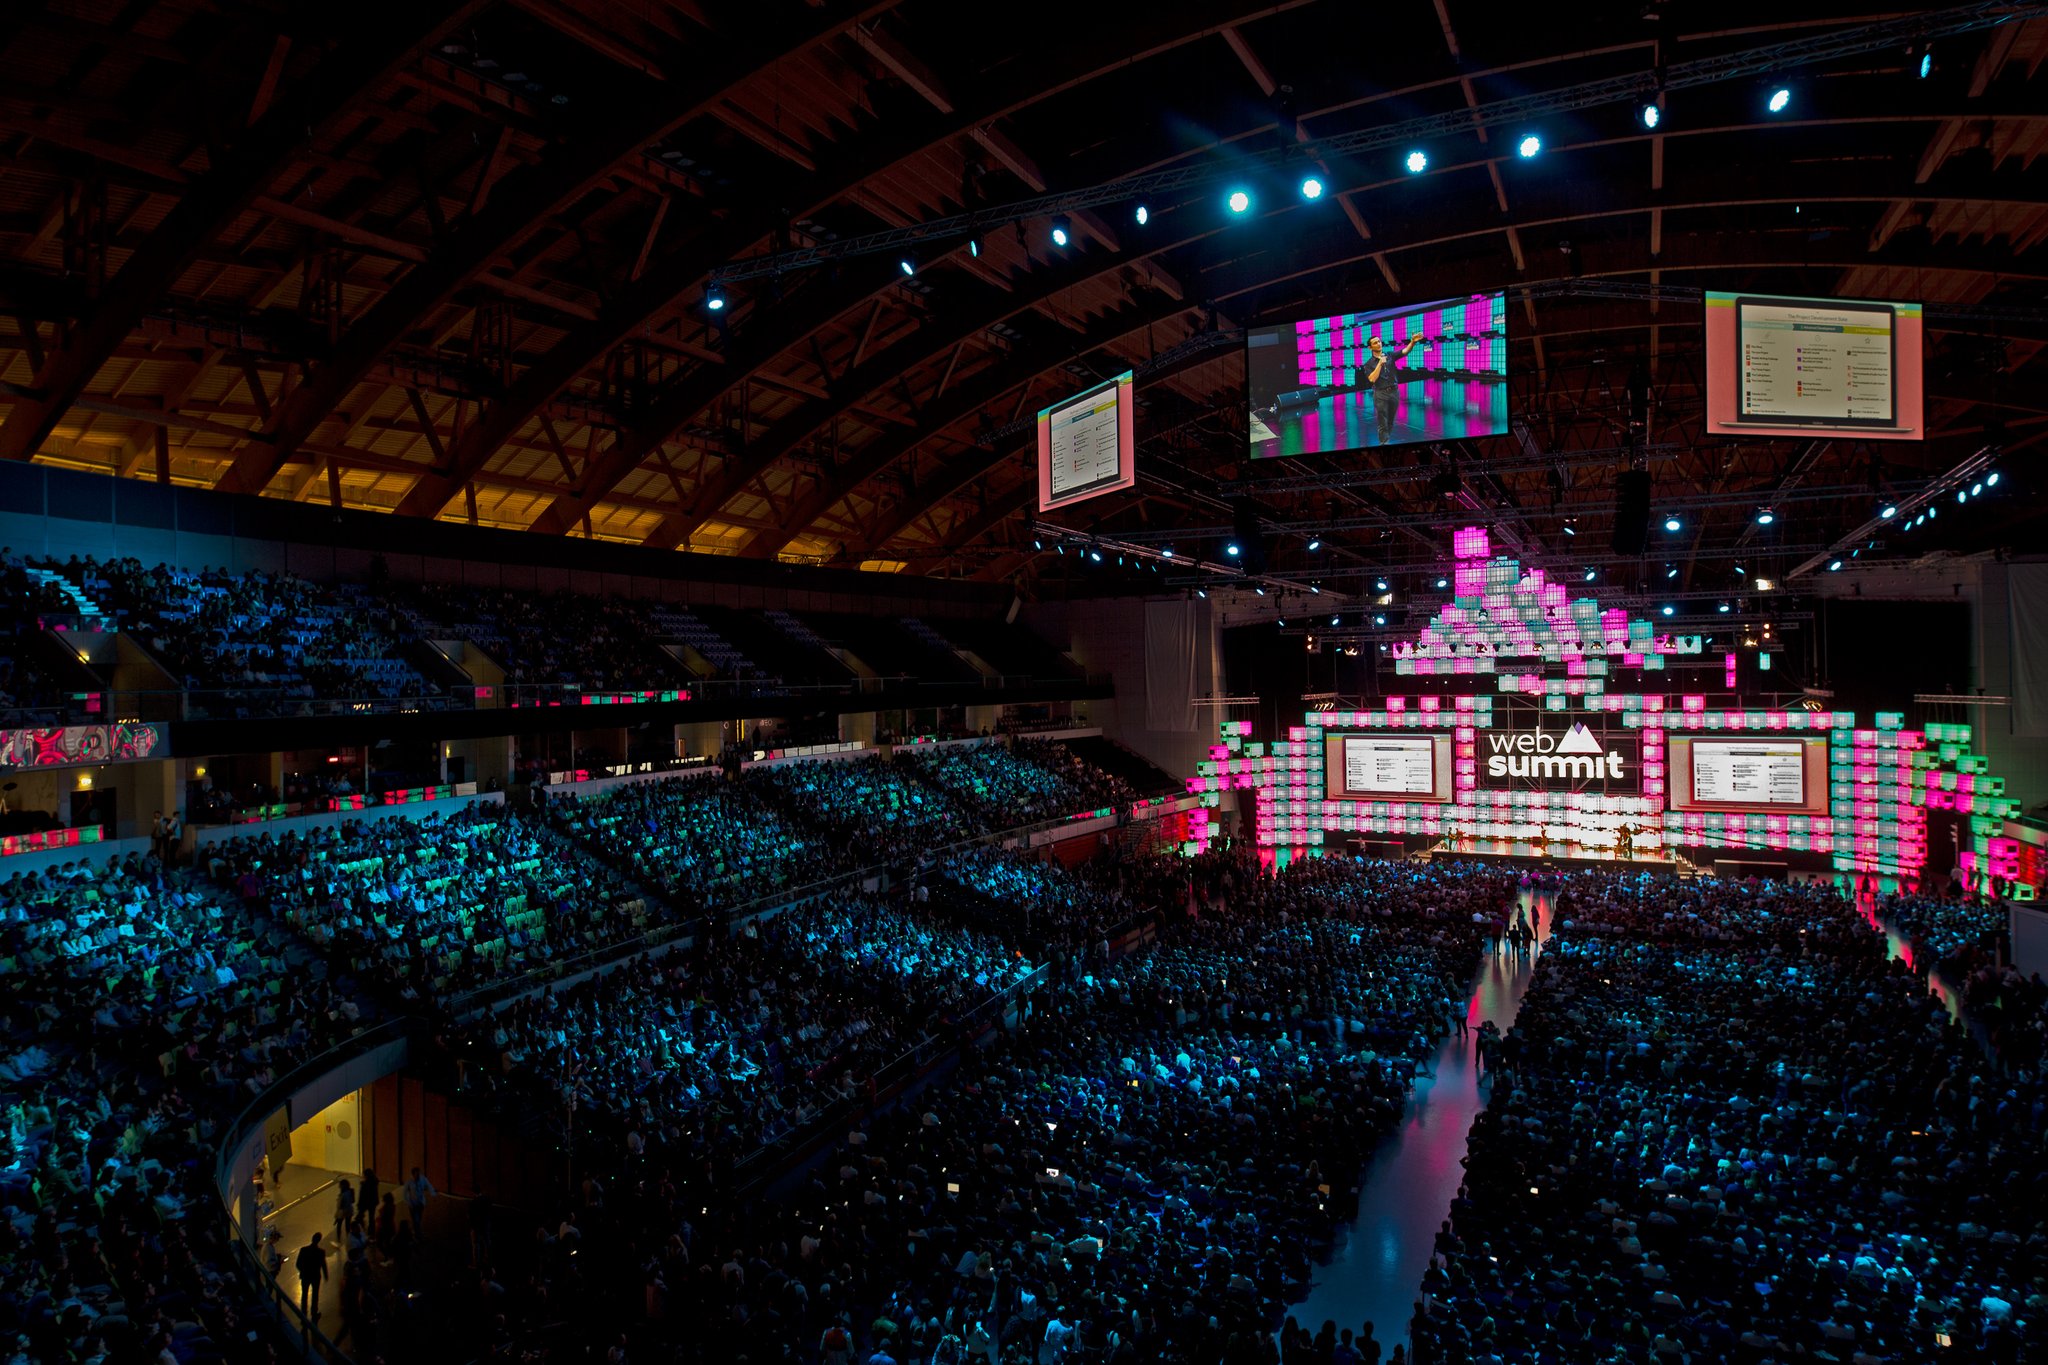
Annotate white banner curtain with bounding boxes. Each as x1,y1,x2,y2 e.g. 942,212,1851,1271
1143,598,1197,733
2011,563,2048,737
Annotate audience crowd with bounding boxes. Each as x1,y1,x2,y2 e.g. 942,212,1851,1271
1413,868,2045,1365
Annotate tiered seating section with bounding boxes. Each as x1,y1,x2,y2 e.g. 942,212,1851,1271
1,554,1079,712
5,748,2041,1365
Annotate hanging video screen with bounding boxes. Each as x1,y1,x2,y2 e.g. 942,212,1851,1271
1704,291,1924,440
1246,291,1509,458
1036,371,1136,512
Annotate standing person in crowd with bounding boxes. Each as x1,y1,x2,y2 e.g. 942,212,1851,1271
405,1166,435,1236
295,1232,328,1321
332,1177,355,1238
359,1166,379,1222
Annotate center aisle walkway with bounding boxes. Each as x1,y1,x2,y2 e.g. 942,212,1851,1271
1286,890,1554,1358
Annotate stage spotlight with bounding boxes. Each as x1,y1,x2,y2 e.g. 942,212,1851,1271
1435,577,1449,589
1225,542,1241,557
1226,189,1252,214
1665,567,1678,579
1879,504,1896,519
1088,549,1101,562
1405,149,1428,174
1373,614,1386,626
1664,515,1682,532
1987,470,2000,486
1584,569,1597,581
1310,584,1320,594
1056,544,1064,554
1307,538,1321,551
1517,134,1542,158
1660,605,1675,616
1561,524,1576,536
1828,559,1844,571
1734,565,1746,576
898,253,917,276
1767,87,1791,114
1134,204,1149,226
1197,588,1207,599
1374,578,1389,592
704,286,727,312
1255,585,1266,596
1755,510,1775,525
1330,615,1341,626
1718,603,1731,613
1032,538,1042,550
1919,48,1934,79
1639,101,1661,130
1971,481,1983,496
1958,489,1968,503
1050,217,1071,248
1161,548,1175,558
1299,175,1324,200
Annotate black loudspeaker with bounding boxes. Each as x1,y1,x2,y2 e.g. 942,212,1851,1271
1611,470,1651,555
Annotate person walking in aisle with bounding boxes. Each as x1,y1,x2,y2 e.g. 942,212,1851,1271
295,1232,329,1322
404,1166,435,1237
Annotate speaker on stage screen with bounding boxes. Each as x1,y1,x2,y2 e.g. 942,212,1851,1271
1245,292,1509,458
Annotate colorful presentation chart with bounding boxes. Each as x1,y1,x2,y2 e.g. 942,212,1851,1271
1737,297,1894,426
1046,383,1123,501
1343,735,1435,795
1692,739,1807,806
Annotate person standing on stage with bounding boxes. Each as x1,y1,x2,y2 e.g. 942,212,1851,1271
1365,333,1421,445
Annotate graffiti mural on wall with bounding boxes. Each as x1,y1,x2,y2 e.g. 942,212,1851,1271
0,721,166,770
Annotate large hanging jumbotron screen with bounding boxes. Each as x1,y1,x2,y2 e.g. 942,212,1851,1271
1245,292,1509,458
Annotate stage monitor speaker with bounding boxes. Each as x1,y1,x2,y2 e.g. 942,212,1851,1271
1611,470,1651,555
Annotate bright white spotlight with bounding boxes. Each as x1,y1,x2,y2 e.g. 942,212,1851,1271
899,255,916,276
704,287,726,312
1987,471,2000,486
1660,605,1675,616
1050,218,1071,248
1134,204,1149,226
1517,134,1541,158
1971,482,1983,496
1584,569,1596,581
1307,539,1321,551
1767,87,1791,114
1664,516,1682,532
1226,189,1251,214
1919,50,1933,79
1405,149,1427,174
1640,102,1661,130
1879,505,1896,519
1225,542,1241,557
1756,510,1775,525
1299,176,1324,200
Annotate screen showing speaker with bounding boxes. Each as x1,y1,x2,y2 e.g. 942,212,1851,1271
1246,292,1509,458
1323,733,1454,802
1036,371,1136,512
1705,291,1923,440
1669,736,1830,813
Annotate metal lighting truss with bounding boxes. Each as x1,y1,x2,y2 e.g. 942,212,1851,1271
1032,521,1342,599
707,2,2044,285
1786,444,2001,579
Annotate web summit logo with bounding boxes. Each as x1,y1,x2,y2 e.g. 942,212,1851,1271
1484,723,1625,781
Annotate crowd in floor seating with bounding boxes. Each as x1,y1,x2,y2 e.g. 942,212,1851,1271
203,806,646,1003
1412,869,2045,1365
549,774,837,913
1879,888,2009,977
420,851,1528,1365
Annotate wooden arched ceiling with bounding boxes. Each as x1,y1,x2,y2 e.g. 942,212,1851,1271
0,0,2043,583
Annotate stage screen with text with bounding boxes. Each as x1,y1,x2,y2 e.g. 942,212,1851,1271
1036,371,1136,512
1247,292,1508,458
1671,736,1830,814
1705,291,1923,440
1323,733,1453,802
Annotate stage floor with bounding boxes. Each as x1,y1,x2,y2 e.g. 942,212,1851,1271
1250,377,1508,458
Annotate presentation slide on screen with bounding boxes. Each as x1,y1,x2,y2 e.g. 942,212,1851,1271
1036,371,1136,512
1246,292,1509,459
1323,733,1452,802
1705,291,1923,440
1670,736,1829,813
